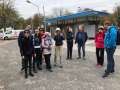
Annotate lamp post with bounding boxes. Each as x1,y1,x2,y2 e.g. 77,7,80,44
42,0,46,32
26,0,41,26
26,0,46,32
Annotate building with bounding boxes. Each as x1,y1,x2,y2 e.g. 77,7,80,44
46,10,109,38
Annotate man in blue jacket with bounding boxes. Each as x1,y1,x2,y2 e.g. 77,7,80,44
102,21,117,78
75,25,88,60
18,31,24,71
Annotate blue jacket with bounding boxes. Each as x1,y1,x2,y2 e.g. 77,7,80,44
75,32,88,47
104,25,117,48
18,31,24,49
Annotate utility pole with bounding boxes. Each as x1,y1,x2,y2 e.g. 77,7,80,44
42,0,46,32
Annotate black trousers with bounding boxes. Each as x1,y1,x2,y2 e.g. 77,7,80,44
44,54,52,69
67,44,73,59
33,53,42,70
78,45,85,58
96,48,104,65
24,55,32,75
19,49,25,70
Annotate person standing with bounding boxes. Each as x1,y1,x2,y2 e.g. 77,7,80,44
42,32,53,72
20,29,34,79
18,25,31,71
33,29,43,73
54,28,65,68
66,27,74,60
102,21,118,78
18,31,25,71
75,25,88,60
95,26,105,67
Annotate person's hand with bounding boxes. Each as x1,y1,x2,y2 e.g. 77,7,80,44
34,54,36,57
21,56,24,59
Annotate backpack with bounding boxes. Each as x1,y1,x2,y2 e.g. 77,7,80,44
117,30,120,45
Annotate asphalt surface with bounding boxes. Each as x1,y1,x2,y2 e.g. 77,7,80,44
0,40,120,90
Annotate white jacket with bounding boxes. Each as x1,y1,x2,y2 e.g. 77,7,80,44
42,35,53,55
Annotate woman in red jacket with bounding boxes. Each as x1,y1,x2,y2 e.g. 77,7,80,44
95,26,105,67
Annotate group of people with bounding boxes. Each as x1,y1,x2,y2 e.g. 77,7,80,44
95,21,118,78
18,20,118,79
18,25,66,79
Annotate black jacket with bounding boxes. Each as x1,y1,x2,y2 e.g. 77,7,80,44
21,36,34,56
117,30,120,45
54,34,64,46
66,32,74,44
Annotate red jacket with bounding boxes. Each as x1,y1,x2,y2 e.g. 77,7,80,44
95,31,105,48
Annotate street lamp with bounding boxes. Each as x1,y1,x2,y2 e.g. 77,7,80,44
26,0,46,32
42,0,46,32
26,0,41,26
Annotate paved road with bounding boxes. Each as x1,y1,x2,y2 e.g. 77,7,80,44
0,40,120,90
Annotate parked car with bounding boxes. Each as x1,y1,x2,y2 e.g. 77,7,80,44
0,30,24,40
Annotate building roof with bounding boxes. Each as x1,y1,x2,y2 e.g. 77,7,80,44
46,11,110,24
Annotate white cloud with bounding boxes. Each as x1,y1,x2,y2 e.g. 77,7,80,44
15,0,120,19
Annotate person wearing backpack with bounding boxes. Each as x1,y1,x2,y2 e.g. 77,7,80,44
102,21,117,78
116,29,120,45
33,29,43,73
75,25,88,60
66,27,74,60
95,26,105,68
54,28,65,68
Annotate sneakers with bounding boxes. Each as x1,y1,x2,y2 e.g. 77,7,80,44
105,70,115,74
77,57,81,59
25,74,28,79
59,65,63,68
102,72,110,78
47,69,53,72
33,69,37,73
37,66,42,70
83,57,86,60
29,73,34,77
96,64,103,68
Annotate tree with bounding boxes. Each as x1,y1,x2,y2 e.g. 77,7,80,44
0,0,18,30
113,5,120,27
84,8,94,11
32,14,43,28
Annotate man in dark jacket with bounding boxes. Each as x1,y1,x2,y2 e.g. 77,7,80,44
21,29,34,79
54,28,65,68
75,25,88,60
66,27,74,60
33,29,43,73
18,31,25,71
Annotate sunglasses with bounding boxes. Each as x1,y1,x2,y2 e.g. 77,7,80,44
25,32,29,34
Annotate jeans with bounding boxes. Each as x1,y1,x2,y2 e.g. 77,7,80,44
106,48,116,73
78,44,85,58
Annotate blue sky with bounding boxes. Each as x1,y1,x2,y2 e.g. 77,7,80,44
15,0,120,19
